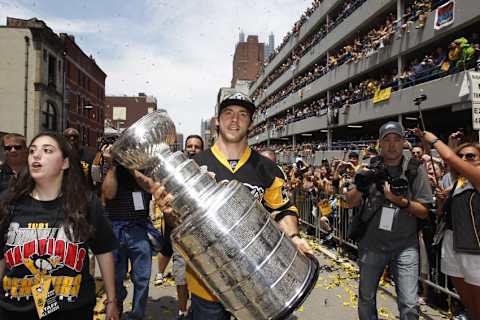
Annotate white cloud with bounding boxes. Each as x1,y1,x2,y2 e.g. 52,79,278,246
0,1,114,35
0,0,35,21
115,0,310,134
1,0,312,135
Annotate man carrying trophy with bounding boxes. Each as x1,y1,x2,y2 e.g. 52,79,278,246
154,92,314,320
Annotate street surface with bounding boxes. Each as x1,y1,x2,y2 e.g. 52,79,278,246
94,242,447,320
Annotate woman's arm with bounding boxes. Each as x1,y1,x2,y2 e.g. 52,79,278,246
417,130,480,190
96,252,119,320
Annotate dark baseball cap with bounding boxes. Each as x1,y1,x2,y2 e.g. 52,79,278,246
348,151,359,159
218,92,256,118
379,121,404,139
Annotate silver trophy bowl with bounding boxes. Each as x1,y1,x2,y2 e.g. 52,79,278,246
111,111,319,320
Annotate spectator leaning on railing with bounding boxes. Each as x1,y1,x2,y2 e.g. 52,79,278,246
251,33,479,140
254,0,368,101
417,129,480,319
252,2,480,126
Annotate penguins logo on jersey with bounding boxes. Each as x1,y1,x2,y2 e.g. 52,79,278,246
218,180,265,200
242,183,265,200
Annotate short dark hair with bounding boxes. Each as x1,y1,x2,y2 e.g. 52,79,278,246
348,151,359,159
185,135,204,151
412,144,424,150
2,133,26,148
63,128,79,138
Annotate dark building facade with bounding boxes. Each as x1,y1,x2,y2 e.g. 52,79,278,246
231,35,264,87
62,34,106,148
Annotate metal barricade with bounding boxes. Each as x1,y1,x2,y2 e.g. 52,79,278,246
294,187,315,229
332,198,358,250
293,188,461,304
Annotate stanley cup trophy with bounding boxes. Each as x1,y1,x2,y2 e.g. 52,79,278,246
111,110,319,320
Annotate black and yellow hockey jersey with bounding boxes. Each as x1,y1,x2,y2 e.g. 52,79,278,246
195,144,297,219
187,143,298,302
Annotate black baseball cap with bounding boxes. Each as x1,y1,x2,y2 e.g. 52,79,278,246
348,151,359,159
218,92,256,118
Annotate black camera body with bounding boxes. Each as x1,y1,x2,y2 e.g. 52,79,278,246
354,159,387,194
354,157,409,196
101,135,118,146
96,135,118,152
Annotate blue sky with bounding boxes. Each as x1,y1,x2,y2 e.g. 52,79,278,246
1,0,310,136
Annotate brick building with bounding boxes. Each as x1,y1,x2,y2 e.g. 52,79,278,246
62,34,106,148
231,35,264,88
104,93,157,132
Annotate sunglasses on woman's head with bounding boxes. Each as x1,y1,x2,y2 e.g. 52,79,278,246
457,152,478,161
3,145,23,152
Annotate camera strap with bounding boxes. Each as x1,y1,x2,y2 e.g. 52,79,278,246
405,158,421,190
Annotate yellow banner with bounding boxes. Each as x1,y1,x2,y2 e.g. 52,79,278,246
373,87,392,103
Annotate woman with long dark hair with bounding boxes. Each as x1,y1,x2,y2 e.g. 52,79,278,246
0,132,119,320
416,130,480,320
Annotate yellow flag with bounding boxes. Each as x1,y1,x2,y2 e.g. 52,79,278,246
373,87,392,103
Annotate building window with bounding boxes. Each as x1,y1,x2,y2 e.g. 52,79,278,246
48,54,57,86
80,97,85,115
82,127,89,146
65,60,70,78
76,95,81,114
42,102,57,131
85,100,91,117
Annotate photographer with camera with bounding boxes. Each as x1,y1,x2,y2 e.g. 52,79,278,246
90,135,119,192
345,121,433,320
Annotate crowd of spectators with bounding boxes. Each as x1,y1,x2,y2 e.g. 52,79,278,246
265,128,474,317
250,33,480,138
252,9,410,118
263,0,323,66
250,98,325,136
254,0,368,101
253,140,327,156
251,0,467,124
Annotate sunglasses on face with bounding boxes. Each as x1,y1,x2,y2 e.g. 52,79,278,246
458,152,478,161
4,145,24,152
4,145,23,151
